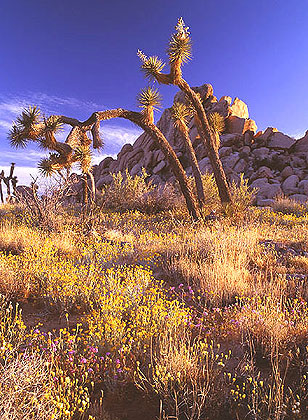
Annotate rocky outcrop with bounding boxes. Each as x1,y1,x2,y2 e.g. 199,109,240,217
84,84,308,206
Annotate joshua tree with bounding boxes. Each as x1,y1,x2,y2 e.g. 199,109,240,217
9,97,200,219
0,163,18,203
137,18,232,205
70,88,200,219
8,106,99,206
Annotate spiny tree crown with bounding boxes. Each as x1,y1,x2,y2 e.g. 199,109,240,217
137,87,162,110
137,50,166,82
43,115,63,134
38,153,62,177
9,106,62,148
167,17,192,65
171,102,193,129
208,112,225,135
74,146,93,174
9,105,99,178
16,105,40,129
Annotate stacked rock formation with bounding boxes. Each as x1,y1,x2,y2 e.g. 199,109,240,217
83,84,308,205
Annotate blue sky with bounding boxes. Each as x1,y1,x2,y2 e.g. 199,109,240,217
1,0,308,185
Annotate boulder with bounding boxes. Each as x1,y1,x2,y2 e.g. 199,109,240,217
256,166,274,179
298,180,308,195
250,178,269,190
222,152,240,169
291,156,306,168
250,178,282,199
219,96,232,105
219,146,233,158
281,166,294,179
239,146,251,159
174,83,213,105
98,156,114,171
263,183,283,199
189,125,199,143
244,130,254,145
256,127,278,142
210,99,230,117
97,174,113,189
198,157,212,174
252,147,270,161
267,132,296,149
294,131,308,153
257,198,275,207
117,143,133,159
226,116,257,134
229,97,249,119
220,133,243,147
288,194,308,203
282,175,299,194
130,163,143,177
153,160,166,174
233,158,248,173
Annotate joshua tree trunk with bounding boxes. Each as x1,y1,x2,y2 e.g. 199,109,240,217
88,171,96,203
140,122,200,220
82,173,88,208
177,120,205,208
177,79,232,205
0,181,3,204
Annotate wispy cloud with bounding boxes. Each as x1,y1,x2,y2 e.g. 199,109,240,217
0,149,46,164
287,130,307,140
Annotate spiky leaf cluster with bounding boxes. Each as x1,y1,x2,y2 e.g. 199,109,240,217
43,115,63,134
8,106,42,148
137,50,166,81
208,112,225,135
74,146,92,173
167,18,192,64
16,106,40,129
137,87,162,110
8,125,28,148
171,102,193,128
38,153,63,177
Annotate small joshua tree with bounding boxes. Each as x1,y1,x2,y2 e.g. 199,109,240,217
9,106,99,206
0,163,18,203
137,18,232,206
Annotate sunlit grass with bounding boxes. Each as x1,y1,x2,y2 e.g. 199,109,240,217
0,201,307,419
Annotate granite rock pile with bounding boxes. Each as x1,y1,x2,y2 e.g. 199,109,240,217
78,84,308,206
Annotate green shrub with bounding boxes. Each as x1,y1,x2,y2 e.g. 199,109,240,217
225,174,257,220
101,169,179,213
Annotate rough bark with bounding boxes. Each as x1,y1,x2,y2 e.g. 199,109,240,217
88,171,96,203
177,79,232,205
178,121,205,207
83,173,88,208
0,181,3,204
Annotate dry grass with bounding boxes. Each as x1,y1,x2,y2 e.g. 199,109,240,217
272,195,308,216
0,354,56,420
0,200,307,420
166,225,261,305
